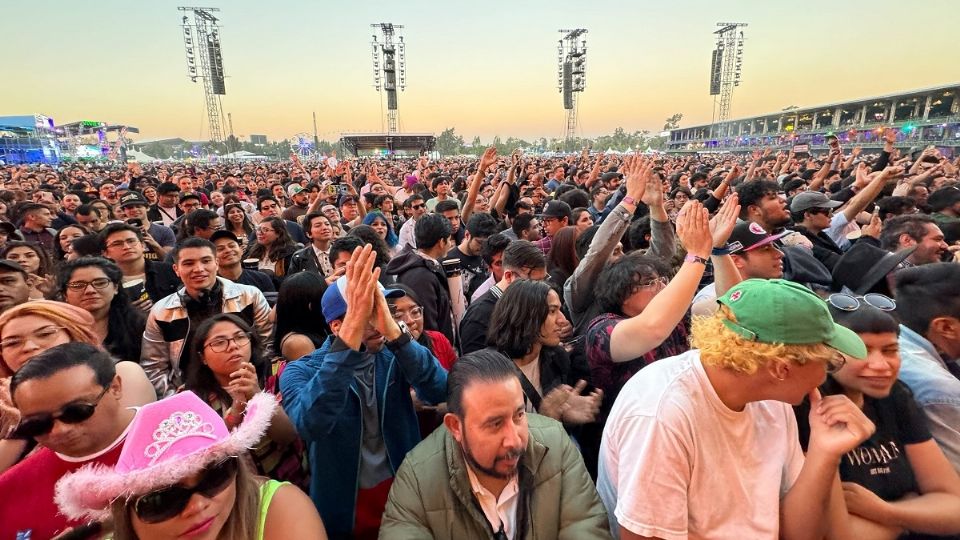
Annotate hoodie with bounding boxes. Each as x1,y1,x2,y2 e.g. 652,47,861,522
385,249,457,345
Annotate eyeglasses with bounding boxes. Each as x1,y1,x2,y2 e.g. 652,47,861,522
806,207,832,216
204,333,251,353
411,203,426,210
390,306,423,322
634,276,669,290
66,277,113,291
827,293,896,312
10,386,110,439
825,354,847,374
0,325,66,351
106,237,140,250
132,457,239,523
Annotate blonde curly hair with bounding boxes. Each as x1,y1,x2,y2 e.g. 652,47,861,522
691,305,836,375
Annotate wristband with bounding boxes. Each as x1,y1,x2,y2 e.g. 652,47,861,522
711,246,731,256
621,195,637,206
684,253,708,265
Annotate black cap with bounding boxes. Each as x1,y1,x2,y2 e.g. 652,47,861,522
210,230,240,244
0,259,27,275
118,191,148,209
0,221,16,238
179,191,201,204
726,221,789,254
600,171,623,183
542,200,572,221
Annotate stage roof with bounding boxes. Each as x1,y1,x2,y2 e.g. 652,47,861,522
339,132,435,156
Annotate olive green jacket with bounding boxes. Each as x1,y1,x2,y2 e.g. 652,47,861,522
379,413,611,539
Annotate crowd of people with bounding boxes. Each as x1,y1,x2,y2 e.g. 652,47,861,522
0,131,959,539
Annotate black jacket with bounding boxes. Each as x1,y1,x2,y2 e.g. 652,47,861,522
145,260,182,303
385,250,456,345
288,245,321,275
459,287,499,355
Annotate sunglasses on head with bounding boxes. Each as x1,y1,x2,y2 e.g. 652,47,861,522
827,292,896,312
11,386,110,439
132,457,239,524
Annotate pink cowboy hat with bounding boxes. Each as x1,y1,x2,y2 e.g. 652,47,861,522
55,391,276,521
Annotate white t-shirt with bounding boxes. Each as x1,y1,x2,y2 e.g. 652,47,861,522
597,350,805,540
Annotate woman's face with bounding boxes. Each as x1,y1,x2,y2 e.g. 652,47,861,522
831,332,901,400
93,202,111,219
370,218,388,240
621,274,667,317
673,191,690,205
0,314,71,372
5,246,40,274
64,266,116,315
130,468,237,540
255,222,278,247
210,192,225,208
390,296,423,340
575,211,593,233
59,226,86,254
143,187,158,203
226,207,245,225
538,290,566,348
201,321,251,376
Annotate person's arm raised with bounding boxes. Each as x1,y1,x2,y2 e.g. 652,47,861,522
463,147,496,224
337,245,378,351
842,166,903,223
608,200,712,363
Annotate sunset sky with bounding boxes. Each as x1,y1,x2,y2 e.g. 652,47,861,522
4,0,957,142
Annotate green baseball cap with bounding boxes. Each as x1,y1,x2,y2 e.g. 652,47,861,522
717,279,867,359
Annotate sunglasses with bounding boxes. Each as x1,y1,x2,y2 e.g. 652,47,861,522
411,203,426,210
11,386,110,439
132,457,239,523
827,293,896,312
825,353,847,374
806,207,832,216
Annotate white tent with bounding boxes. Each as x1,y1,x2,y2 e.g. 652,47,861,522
126,149,159,162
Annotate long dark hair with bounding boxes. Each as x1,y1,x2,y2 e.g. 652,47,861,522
187,313,265,405
273,272,330,354
1,241,53,278
347,224,392,269
246,217,296,262
223,202,254,236
56,256,146,363
487,280,553,359
547,226,580,278
386,283,435,354
53,223,92,260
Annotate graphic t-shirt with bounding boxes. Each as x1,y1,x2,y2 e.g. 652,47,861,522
444,246,487,303
796,379,932,501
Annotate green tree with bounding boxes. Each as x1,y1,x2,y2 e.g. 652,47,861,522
435,127,465,156
663,113,684,131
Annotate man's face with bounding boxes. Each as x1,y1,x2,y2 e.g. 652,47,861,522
803,207,833,230
173,247,219,293
735,244,785,279
27,208,53,229
177,177,193,192
541,216,566,238
341,201,359,221
553,166,565,180
753,192,791,230
272,185,285,199
410,199,427,219
441,209,461,234
259,199,280,218
159,191,179,207
12,365,122,457
0,270,30,313
908,223,948,265
103,230,145,264
122,204,149,223
539,290,565,348
76,211,104,232
524,218,542,241
292,192,308,207
180,198,201,214
62,194,81,213
308,216,333,243
333,251,352,272
194,217,222,240
446,377,528,482
99,184,117,201
214,238,243,268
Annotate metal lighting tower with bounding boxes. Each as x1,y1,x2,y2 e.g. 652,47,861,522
557,29,588,147
711,22,747,129
179,6,227,143
371,23,406,134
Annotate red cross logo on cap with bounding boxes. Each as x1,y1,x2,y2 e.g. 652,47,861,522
748,222,766,235
729,290,743,302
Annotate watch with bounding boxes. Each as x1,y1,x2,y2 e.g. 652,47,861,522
386,330,413,349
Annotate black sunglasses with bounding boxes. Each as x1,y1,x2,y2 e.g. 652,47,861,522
827,293,896,312
132,457,239,523
11,386,110,439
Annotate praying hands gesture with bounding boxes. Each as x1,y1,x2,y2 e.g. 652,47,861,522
620,154,650,202
676,200,712,260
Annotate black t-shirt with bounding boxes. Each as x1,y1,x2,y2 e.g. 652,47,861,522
796,379,932,501
444,245,486,303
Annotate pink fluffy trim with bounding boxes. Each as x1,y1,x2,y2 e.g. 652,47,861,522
55,392,277,521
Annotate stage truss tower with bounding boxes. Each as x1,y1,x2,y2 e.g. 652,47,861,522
179,6,227,143
371,23,406,134
712,22,747,128
557,29,588,147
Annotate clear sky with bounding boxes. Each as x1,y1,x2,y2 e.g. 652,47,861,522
4,0,957,142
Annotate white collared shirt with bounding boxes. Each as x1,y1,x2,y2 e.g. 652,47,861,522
465,465,519,539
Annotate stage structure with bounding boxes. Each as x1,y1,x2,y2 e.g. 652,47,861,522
710,22,747,135
179,6,227,143
370,23,406,134
557,29,588,148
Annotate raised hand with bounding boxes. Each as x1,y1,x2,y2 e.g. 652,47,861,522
639,163,665,209
806,388,875,459
226,361,260,406
709,193,740,248
621,155,649,201
344,245,378,322
861,209,882,239
539,384,572,421
676,200,712,259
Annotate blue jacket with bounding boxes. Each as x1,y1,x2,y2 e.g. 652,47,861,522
279,334,447,538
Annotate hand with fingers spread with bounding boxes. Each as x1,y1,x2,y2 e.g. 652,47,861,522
622,155,649,202
709,194,740,248
806,388,875,459
861,209,882,239
640,162,665,210
539,384,572,421
561,380,603,425
676,200,712,259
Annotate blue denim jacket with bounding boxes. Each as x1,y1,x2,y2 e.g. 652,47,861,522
898,325,960,471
